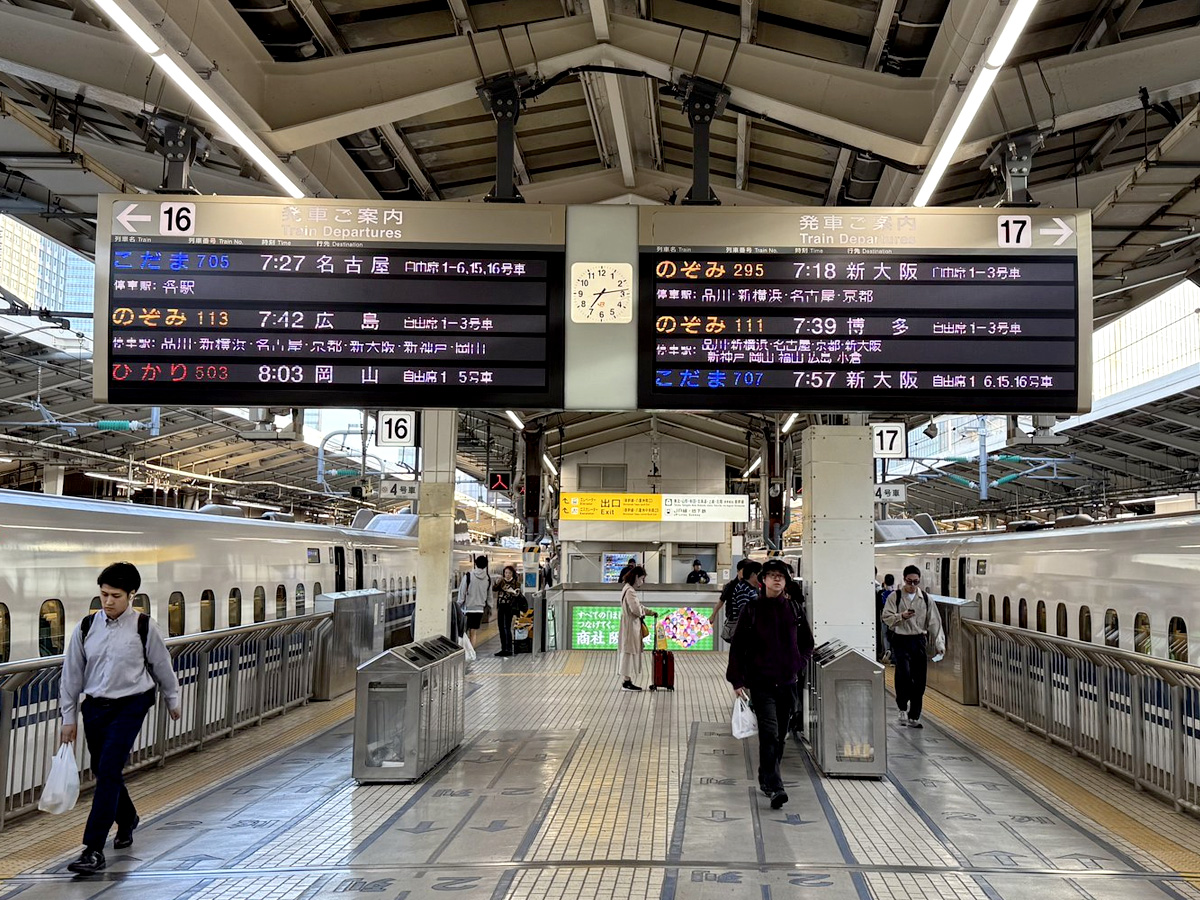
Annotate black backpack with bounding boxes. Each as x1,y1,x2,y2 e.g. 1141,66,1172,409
80,612,154,678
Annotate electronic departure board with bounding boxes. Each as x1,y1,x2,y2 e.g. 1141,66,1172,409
638,207,1091,414
95,196,566,407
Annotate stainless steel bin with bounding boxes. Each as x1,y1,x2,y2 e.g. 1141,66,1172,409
312,589,386,700
927,595,980,705
352,636,465,783
806,641,886,777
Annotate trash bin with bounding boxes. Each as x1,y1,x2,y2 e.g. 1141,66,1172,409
312,589,386,700
806,641,886,777
352,636,465,783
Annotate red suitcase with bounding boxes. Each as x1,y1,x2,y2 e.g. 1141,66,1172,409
650,649,675,691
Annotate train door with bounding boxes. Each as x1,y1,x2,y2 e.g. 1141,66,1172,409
957,557,968,599
355,549,365,590
334,547,347,593
940,557,950,596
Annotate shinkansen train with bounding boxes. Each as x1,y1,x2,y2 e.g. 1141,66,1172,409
875,515,1200,665
0,489,519,664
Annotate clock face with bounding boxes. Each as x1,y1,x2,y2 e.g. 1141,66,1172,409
570,262,633,323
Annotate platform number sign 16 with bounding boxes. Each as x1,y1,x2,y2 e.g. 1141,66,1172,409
872,423,907,459
376,410,417,447
996,214,1031,248
160,202,196,236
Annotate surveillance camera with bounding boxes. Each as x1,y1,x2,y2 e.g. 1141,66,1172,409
923,422,939,440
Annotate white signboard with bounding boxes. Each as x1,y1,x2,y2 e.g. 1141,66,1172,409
872,423,907,458
661,494,750,522
873,483,908,503
377,411,417,447
380,479,419,501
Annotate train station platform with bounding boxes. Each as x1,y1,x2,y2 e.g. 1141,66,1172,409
2,641,1200,900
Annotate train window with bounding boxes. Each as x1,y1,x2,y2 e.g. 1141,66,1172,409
1056,603,1067,637
296,584,306,616
229,588,242,628
1018,599,1028,629
1003,596,1011,625
1104,609,1120,648
90,596,102,612
1168,617,1188,662
200,590,215,632
314,581,322,597
39,599,65,656
1134,612,1151,655
168,591,185,637
254,586,266,623
133,593,151,616
372,579,379,590
390,576,397,603
1080,606,1092,642
1036,601,1046,633
276,584,288,620
976,559,987,575
988,595,995,622
0,602,10,663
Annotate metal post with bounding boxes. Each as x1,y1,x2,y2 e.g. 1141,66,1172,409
478,76,530,203
155,116,209,193
1171,684,1186,809
226,643,241,731
1131,674,1145,789
680,77,729,206
194,647,209,748
1068,657,1081,755
0,689,12,830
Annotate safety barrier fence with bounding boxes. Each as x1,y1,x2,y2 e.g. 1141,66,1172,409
0,614,332,832
962,619,1200,818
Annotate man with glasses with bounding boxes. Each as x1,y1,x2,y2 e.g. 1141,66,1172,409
881,565,945,728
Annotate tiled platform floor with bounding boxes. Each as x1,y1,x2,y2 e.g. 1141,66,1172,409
3,642,1200,900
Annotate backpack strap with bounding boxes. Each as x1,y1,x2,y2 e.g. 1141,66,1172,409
79,611,153,677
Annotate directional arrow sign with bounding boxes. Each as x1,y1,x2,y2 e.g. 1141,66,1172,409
777,813,814,826
172,855,221,871
115,203,152,233
396,821,442,834
471,820,517,832
973,850,1025,867
1039,216,1074,246
698,809,741,824
1058,853,1109,870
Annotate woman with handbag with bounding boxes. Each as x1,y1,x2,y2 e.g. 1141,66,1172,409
492,565,523,658
618,566,649,692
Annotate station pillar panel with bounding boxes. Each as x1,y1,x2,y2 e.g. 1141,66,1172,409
416,409,458,641
800,425,874,655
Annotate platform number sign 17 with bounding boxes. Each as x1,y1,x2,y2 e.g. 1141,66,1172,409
872,423,907,459
997,214,1031,248
376,410,417,447
159,202,195,236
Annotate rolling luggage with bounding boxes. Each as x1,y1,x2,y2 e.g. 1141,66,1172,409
650,620,675,691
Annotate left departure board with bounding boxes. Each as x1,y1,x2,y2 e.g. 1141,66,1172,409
95,196,566,407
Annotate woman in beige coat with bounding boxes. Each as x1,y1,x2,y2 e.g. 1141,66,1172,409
618,566,649,691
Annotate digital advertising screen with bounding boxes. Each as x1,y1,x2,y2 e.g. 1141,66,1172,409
570,604,715,651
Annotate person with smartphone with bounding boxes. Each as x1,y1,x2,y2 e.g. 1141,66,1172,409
881,565,945,729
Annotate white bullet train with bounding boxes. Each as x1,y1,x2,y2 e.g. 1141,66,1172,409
875,514,1200,665
0,489,520,664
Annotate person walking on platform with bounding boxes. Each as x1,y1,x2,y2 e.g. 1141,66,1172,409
685,559,711,584
877,573,896,663
618,565,649,692
492,565,523,657
617,557,638,584
727,559,813,810
458,555,491,649
713,559,748,627
59,562,181,875
882,565,945,729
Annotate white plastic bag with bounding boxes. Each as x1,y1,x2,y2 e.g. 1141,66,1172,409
732,696,758,740
38,744,79,815
459,634,477,663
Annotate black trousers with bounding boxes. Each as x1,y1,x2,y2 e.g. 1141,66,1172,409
891,633,928,721
81,689,156,850
498,605,514,654
750,683,795,793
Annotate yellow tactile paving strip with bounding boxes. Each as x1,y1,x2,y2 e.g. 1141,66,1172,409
890,669,1200,879
0,694,355,878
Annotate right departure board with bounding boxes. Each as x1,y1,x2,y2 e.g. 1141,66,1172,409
638,207,1092,414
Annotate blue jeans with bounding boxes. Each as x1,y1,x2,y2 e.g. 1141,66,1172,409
81,689,155,850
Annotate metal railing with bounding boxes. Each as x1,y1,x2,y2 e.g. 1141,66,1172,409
962,619,1200,817
0,614,332,832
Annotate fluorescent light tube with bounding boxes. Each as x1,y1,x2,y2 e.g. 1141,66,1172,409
542,454,558,477
781,413,799,434
505,410,525,431
743,456,762,477
986,0,1041,67
89,0,160,53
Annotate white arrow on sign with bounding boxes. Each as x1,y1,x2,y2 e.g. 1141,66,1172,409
1038,216,1074,247
115,203,152,233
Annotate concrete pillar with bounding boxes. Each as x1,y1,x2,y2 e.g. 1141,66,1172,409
415,409,458,641
800,426,874,655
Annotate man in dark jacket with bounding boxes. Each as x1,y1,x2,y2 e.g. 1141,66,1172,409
726,558,812,809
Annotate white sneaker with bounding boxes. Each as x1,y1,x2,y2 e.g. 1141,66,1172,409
897,714,909,726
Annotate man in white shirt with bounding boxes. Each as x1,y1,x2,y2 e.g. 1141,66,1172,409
881,565,945,729
59,562,181,874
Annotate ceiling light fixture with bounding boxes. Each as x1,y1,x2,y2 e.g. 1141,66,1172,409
505,410,525,431
781,413,799,434
86,0,306,199
86,471,146,487
1157,231,1200,249
743,456,762,478
542,454,558,477
911,0,1040,207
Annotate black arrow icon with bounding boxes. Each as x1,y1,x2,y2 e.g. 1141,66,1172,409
777,813,814,826
471,820,516,832
1058,853,1108,870
171,855,219,870
698,810,741,823
973,850,1024,867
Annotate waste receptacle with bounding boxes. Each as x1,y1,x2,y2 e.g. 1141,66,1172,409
806,641,886,777
312,589,386,700
352,636,465,783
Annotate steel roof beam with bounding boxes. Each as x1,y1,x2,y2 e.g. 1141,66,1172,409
1100,419,1200,457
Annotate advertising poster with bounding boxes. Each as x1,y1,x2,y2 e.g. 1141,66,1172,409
571,605,715,651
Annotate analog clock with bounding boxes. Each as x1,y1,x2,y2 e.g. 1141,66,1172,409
570,262,633,323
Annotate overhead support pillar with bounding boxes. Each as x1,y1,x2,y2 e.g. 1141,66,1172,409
800,425,874,655
760,424,785,549
477,73,533,203
155,115,209,193
522,428,546,539
680,76,730,205
982,130,1046,205
416,410,458,641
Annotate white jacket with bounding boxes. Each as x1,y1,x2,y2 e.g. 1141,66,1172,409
458,566,492,614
